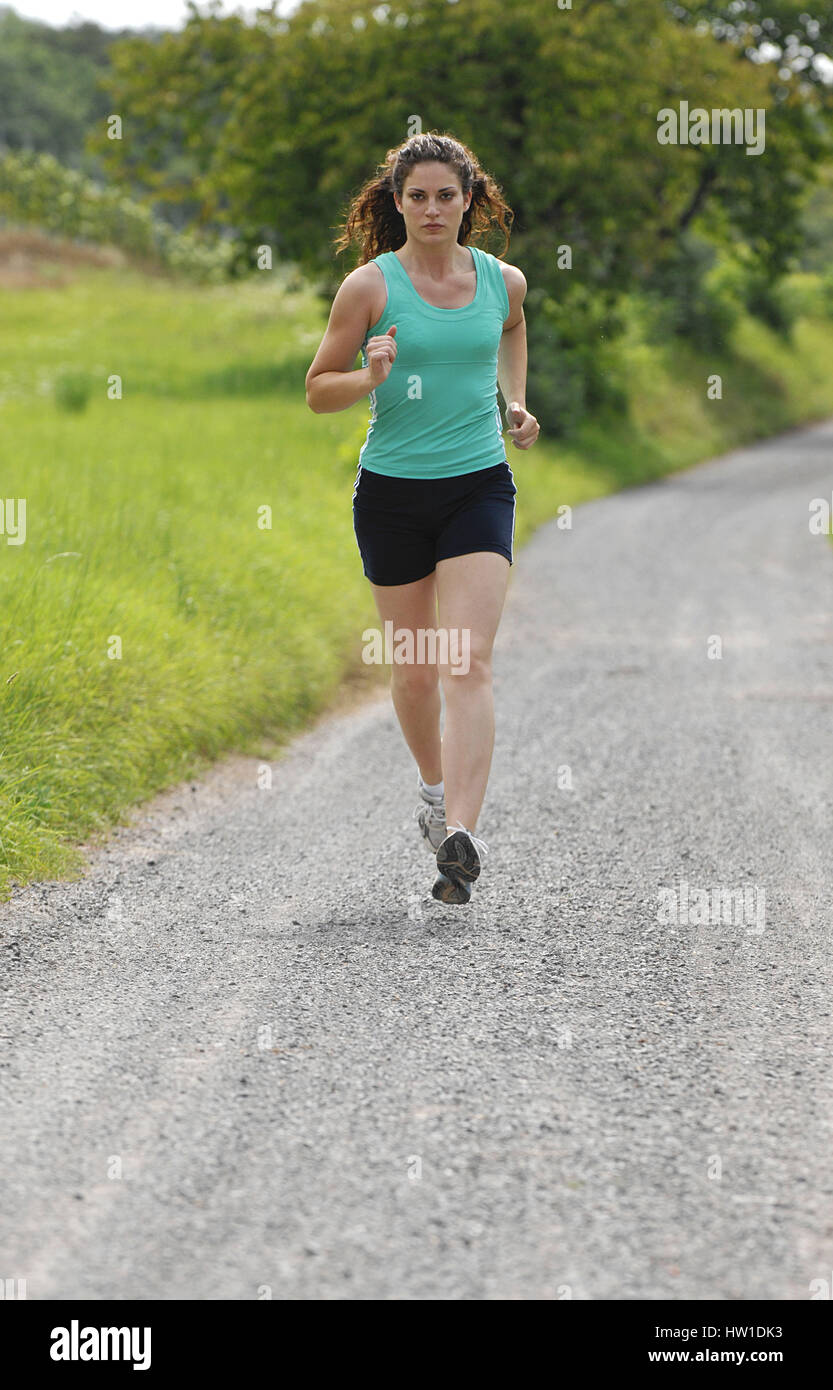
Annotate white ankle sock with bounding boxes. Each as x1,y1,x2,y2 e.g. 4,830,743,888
420,776,444,800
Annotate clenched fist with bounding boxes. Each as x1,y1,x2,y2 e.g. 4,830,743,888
367,324,398,388
505,400,540,450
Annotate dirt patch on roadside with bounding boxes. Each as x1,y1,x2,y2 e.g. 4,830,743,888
0,226,126,288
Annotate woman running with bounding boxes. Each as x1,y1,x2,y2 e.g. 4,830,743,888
305,132,539,904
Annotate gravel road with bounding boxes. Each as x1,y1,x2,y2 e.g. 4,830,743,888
2,419,832,1300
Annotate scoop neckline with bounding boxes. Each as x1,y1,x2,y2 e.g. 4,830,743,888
389,245,482,315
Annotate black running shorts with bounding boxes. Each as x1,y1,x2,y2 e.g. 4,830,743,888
352,460,517,587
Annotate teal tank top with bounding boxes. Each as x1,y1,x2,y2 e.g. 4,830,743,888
357,245,511,479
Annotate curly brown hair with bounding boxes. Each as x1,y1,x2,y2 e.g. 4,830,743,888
333,132,513,265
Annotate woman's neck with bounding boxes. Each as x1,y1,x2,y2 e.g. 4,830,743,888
395,241,472,279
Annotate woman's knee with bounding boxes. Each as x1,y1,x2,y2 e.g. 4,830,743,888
391,659,440,696
438,650,492,694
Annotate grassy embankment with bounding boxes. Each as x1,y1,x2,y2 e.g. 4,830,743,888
1,251,831,900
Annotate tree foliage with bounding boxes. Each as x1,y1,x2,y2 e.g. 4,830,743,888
0,6,128,171
90,0,831,289
8,0,832,432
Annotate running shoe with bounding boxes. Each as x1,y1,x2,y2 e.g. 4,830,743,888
413,777,447,851
431,823,489,905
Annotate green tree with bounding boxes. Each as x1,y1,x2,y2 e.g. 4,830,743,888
668,0,833,91
93,0,828,277
88,0,833,425
88,0,269,227
0,7,117,171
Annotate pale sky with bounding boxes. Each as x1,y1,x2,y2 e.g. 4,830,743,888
4,0,299,29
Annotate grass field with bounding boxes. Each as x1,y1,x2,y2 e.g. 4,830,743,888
1,243,832,900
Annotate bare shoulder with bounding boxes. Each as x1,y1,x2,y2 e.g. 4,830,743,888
336,260,386,329
497,259,527,328
498,260,527,297
342,260,385,290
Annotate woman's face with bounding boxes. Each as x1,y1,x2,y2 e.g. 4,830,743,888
394,161,472,246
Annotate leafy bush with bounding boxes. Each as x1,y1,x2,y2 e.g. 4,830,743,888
525,287,628,437
641,234,740,354
0,151,239,282
740,272,796,339
54,369,92,412
821,266,833,320
707,241,799,340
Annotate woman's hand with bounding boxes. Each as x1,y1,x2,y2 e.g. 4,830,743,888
367,324,398,388
505,401,540,450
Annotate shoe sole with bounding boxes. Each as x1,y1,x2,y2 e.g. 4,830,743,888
432,871,471,905
432,829,481,904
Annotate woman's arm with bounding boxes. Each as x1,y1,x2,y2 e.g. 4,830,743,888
305,268,389,413
498,264,540,450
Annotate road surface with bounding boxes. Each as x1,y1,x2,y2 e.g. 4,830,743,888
2,418,832,1299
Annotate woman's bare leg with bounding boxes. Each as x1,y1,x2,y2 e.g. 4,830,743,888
368,570,443,785
434,551,511,832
